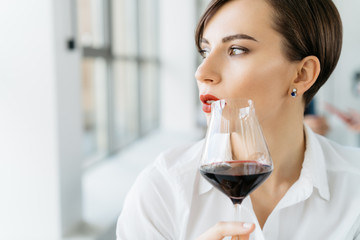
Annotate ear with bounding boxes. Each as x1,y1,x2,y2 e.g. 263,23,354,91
290,56,321,96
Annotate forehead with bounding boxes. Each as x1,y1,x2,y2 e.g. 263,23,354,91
202,0,275,42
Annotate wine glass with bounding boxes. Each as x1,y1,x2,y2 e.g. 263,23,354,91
199,99,273,230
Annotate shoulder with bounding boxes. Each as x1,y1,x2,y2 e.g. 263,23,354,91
117,140,204,238
125,139,204,201
154,139,204,174
316,134,360,173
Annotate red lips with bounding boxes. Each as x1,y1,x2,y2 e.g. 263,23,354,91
200,94,220,113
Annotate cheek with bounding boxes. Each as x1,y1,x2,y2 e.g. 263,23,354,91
248,58,293,96
223,62,277,98
224,59,294,119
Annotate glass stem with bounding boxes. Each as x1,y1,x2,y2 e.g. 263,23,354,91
234,203,242,222
233,203,242,240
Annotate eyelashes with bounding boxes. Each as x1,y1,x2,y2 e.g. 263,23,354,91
199,48,210,59
198,46,249,59
229,46,249,55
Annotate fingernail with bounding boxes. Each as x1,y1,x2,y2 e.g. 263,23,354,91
243,222,253,229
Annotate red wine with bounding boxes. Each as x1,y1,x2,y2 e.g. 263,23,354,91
200,161,272,204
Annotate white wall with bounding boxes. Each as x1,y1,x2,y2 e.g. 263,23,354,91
159,0,199,133
0,1,60,238
0,0,82,239
53,0,83,235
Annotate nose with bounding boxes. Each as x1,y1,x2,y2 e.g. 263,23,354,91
195,55,222,85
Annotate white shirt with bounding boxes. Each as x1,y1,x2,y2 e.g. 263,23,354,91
117,126,360,239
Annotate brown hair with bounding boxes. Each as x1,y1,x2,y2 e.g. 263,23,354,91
195,0,343,106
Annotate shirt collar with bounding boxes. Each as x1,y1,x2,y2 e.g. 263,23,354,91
198,125,330,201
303,124,330,201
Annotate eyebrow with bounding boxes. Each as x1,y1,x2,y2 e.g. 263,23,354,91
222,34,258,43
200,33,258,44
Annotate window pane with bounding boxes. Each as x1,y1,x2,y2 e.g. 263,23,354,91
113,61,139,148
77,0,107,48
140,62,159,134
81,58,109,164
77,0,161,165
138,0,158,58
112,0,138,56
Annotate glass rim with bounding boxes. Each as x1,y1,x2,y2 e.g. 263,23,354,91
210,98,255,112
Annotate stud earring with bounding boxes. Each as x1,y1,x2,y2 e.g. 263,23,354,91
291,88,297,98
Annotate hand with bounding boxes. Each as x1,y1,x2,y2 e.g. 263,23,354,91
344,109,360,132
323,103,360,133
197,222,255,240
304,115,329,136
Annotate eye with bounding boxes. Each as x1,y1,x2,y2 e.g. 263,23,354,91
229,46,248,56
199,48,210,59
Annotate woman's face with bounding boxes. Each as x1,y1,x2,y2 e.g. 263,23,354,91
196,0,299,123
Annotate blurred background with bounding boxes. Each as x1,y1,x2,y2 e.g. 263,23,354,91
0,0,359,239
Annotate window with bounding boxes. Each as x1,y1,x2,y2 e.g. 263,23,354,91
77,0,160,166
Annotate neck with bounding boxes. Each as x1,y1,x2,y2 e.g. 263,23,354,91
262,106,306,187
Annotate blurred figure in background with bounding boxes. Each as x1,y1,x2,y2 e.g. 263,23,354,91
325,102,360,133
344,110,360,132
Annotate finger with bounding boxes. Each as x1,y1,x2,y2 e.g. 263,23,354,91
216,222,254,237
197,222,255,240
231,234,250,240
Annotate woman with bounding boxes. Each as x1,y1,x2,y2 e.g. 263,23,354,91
117,0,360,239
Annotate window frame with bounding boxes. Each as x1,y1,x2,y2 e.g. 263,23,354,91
78,0,161,166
